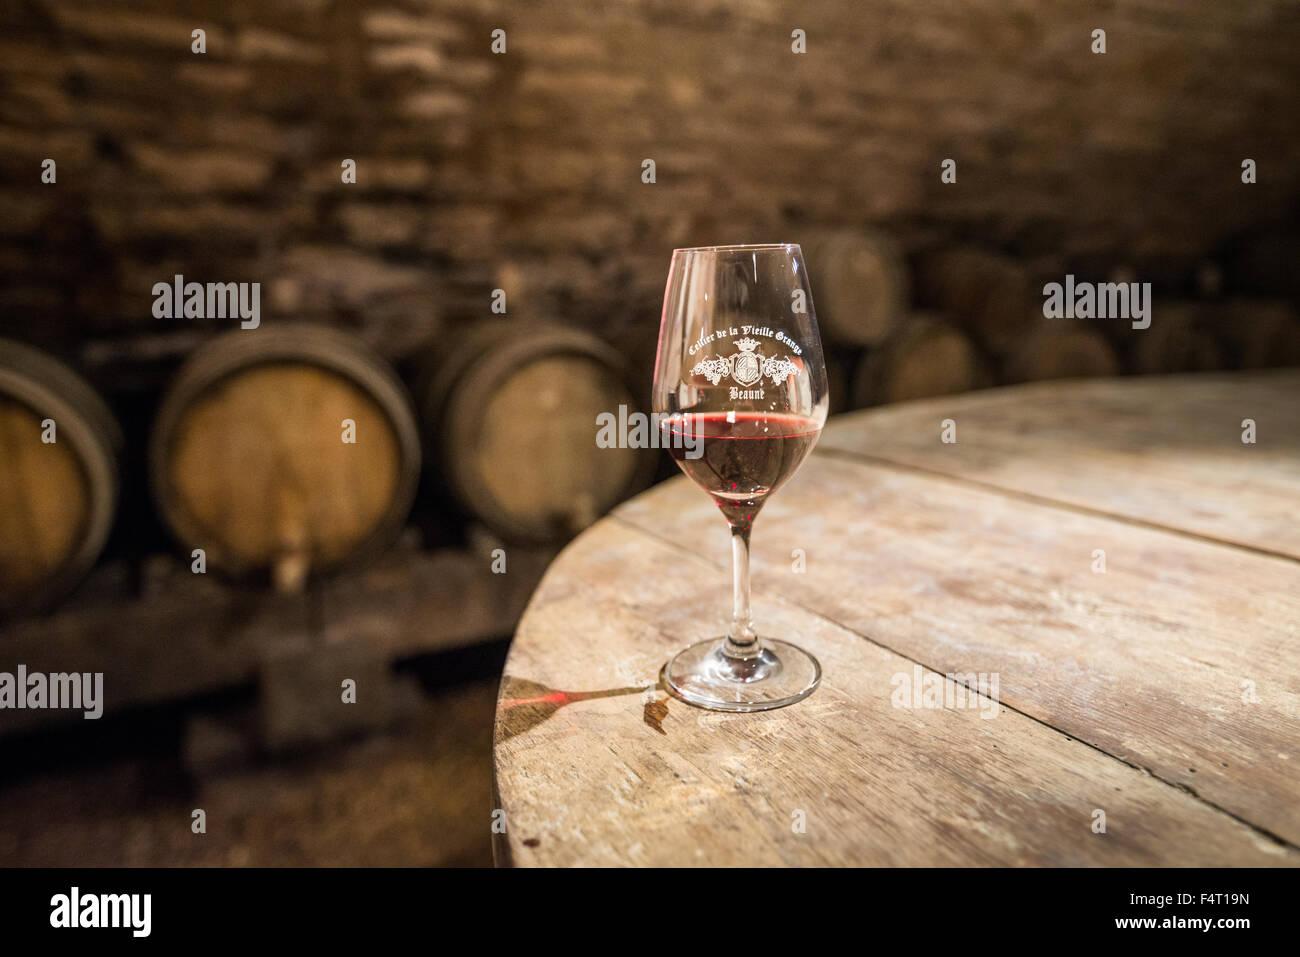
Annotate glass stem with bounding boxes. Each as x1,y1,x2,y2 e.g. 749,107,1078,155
724,524,760,658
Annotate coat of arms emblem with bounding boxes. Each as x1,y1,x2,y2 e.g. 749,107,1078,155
691,337,799,388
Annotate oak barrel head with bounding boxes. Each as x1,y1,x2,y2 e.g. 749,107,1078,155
851,313,993,408
802,229,909,348
421,321,655,544
1004,324,1121,384
149,324,421,586
0,339,121,616
1127,302,1222,375
914,247,1037,356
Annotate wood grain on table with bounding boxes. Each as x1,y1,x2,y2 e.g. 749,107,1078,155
493,372,1300,866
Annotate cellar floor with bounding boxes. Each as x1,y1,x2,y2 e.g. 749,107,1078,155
0,652,503,867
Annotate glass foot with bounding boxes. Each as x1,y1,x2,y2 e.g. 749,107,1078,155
662,637,821,712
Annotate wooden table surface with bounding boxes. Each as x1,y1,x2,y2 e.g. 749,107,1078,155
492,371,1300,866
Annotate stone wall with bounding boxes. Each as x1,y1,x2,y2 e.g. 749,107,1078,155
1,0,1297,385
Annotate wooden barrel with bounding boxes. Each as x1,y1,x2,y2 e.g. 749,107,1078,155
1211,299,1300,369
802,229,909,348
0,339,121,615
1128,302,1222,375
913,247,1036,355
1004,325,1120,383
419,321,655,543
149,325,421,590
851,313,992,407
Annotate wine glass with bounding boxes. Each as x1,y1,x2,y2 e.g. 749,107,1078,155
653,244,829,711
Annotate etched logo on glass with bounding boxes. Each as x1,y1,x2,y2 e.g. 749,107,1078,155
691,337,798,388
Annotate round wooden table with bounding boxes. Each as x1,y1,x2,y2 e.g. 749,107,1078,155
492,371,1300,866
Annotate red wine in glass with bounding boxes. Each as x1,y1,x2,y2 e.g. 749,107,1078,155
661,411,821,528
